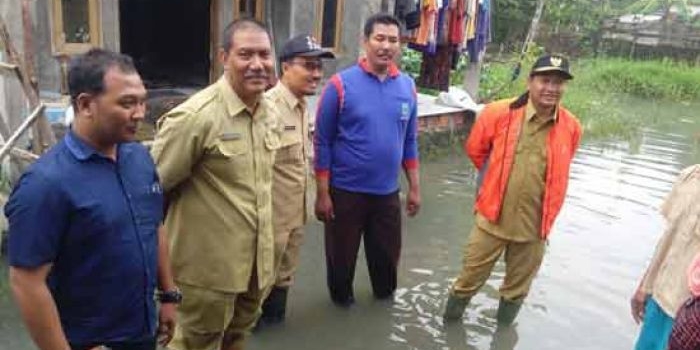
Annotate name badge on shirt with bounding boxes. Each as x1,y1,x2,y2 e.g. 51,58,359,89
284,125,296,131
400,102,410,120
219,132,242,141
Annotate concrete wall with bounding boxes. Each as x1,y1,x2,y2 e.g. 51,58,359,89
101,1,120,53
283,0,385,74
269,0,291,59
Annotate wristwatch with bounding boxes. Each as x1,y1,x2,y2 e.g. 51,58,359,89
157,289,183,304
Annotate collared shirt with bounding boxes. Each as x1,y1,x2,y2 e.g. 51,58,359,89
150,76,281,292
643,165,700,316
5,131,162,345
266,82,310,230
476,101,555,242
314,58,419,195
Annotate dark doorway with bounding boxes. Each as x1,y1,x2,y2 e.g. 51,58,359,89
119,0,211,88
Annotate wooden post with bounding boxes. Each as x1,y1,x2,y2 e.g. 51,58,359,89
0,12,56,155
0,111,13,140
463,59,481,101
0,108,41,161
21,0,37,90
381,0,392,12
21,0,56,154
0,104,44,162
0,61,17,71
264,0,278,78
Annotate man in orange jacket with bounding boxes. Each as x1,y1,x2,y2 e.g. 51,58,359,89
443,54,582,325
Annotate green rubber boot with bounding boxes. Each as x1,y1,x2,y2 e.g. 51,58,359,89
496,297,523,326
443,294,471,322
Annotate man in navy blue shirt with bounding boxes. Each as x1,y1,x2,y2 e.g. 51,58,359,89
5,49,178,350
314,13,421,306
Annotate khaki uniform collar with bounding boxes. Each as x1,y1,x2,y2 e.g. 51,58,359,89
217,75,259,117
526,99,558,122
275,81,305,111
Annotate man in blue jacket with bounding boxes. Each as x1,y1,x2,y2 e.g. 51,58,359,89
314,13,421,306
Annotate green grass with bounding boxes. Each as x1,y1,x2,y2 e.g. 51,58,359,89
577,58,700,101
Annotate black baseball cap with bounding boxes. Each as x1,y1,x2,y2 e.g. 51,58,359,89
530,54,573,80
280,34,336,61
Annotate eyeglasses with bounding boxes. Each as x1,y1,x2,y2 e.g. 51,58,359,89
287,60,324,71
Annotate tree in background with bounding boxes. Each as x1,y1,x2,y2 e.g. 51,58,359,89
491,0,650,56
625,0,700,20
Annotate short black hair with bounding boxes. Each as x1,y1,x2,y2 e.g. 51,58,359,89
68,48,137,109
222,17,270,53
363,13,402,38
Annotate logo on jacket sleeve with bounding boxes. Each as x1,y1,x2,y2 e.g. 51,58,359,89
400,102,410,120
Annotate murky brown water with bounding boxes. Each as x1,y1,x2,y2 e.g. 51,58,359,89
1,97,699,349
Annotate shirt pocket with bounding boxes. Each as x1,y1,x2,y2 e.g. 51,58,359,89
212,138,249,158
276,142,304,165
204,137,252,181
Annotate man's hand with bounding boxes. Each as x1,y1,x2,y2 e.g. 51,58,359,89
157,303,177,347
631,287,648,324
315,192,334,222
406,187,421,217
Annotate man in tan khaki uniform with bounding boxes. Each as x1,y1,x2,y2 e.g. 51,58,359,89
150,19,280,350
258,34,335,325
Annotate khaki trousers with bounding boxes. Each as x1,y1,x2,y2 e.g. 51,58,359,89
451,224,546,301
169,276,270,350
273,225,305,287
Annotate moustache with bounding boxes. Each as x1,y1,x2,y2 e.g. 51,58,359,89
244,73,268,80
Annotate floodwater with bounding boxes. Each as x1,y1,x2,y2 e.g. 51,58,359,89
1,97,699,349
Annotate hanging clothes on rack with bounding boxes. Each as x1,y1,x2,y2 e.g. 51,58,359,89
466,0,491,62
415,0,438,46
465,0,478,43
418,45,454,91
402,0,490,91
418,0,452,89
395,0,422,32
449,0,467,48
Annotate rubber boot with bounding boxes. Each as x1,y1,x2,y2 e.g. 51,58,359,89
260,287,288,324
496,297,523,326
443,294,471,322
489,324,519,350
